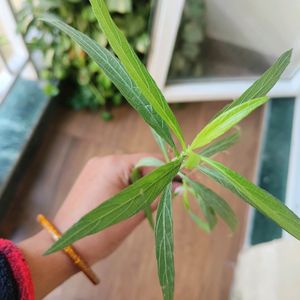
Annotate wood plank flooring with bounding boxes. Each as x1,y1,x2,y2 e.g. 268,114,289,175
6,102,263,299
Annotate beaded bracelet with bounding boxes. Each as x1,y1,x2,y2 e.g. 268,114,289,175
37,214,100,285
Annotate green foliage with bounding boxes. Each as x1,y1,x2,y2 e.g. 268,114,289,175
129,166,154,229
152,129,171,162
101,110,113,121
190,96,268,150
188,209,213,232
199,128,240,157
155,184,174,300
41,2,299,299
183,150,201,169
215,50,292,117
180,177,215,232
89,0,185,148
46,159,182,254
18,0,151,118
199,156,300,240
186,177,237,231
43,81,59,96
135,157,164,168
0,36,7,46
41,15,175,148
168,0,205,78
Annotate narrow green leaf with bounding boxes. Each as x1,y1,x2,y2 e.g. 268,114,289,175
129,167,142,184
144,206,154,230
182,180,191,210
135,157,164,168
187,178,237,231
199,156,300,240
152,129,171,162
155,183,174,300
89,0,186,148
180,178,213,232
46,159,182,254
190,97,268,150
188,210,211,232
129,166,154,230
200,128,240,158
189,186,217,231
216,50,292,117
41,15,175,149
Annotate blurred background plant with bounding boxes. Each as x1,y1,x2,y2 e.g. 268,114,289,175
0,36,7,46
168,0,205,79
17,0,152,119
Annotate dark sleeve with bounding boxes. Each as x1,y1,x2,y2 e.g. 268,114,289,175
0,239,35,300
0,252,19,300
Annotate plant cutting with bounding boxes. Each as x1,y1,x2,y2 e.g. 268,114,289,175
40,1,300,299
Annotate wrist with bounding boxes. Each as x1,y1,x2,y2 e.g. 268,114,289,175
18,230,78,299
53,216,102,265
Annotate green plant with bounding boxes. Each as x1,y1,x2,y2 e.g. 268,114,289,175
18,0,151,118
0,36,6,46
169,0,205,79
41,1,299,299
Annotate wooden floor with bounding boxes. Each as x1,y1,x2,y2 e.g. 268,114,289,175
7,102,263,300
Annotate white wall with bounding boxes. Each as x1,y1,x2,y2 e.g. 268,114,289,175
206,0,300,77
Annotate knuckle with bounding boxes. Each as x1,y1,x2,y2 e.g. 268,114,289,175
104,155,120,165
87,155,120,168
86,156,102,167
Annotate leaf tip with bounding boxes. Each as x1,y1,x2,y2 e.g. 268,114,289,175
44,247,54,256
44,241,65,256
38,13,60,24
286,48,293,59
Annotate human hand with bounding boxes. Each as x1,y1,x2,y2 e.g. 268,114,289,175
53,153,158,264
18,153,159,299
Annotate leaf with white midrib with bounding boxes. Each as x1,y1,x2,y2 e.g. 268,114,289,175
41,14,175,149
46,159,182,254
199,156,300,240
215,49,292,117
155,183,174,300
89,0,185,148
152,129,170,162
199,128,240,158
187,177,237,231
191,97,268,150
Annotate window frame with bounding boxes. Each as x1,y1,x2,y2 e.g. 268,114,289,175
0,0,37,103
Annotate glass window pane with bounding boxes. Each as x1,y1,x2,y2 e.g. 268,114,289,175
0,1,28,74
10,0,23,12
168,0,300,81
0,26,14,66
168,0,205,80
0,52,5,73
0,69,14,104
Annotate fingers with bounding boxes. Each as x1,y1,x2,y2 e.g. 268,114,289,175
121,153,164,185
123,152,163,167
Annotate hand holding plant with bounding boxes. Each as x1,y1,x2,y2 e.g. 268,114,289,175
40,1,300,299
19,153,159,299
54,153,162,264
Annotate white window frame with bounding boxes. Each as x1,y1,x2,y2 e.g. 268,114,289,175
284,97,300,233
0,0,37,103
148,0,300,103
